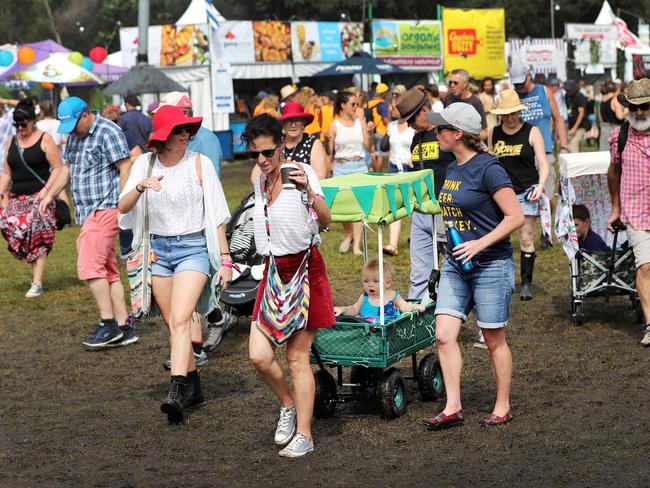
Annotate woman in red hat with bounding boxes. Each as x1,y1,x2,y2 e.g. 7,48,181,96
118,105,232,424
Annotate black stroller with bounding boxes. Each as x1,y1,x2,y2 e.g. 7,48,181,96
220,191,264,317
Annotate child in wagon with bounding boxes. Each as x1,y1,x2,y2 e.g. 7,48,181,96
334,258,425,323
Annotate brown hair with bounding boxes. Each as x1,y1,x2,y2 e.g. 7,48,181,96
148,140,165,154
364,258,393,278
459,132,485,153
572,204,591,222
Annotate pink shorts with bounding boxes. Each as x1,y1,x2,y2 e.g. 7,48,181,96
76,208,121,283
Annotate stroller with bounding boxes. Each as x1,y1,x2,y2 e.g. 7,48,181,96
220,190,264,317
557,151,642,326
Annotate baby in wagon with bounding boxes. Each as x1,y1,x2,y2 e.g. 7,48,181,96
334,258,425,323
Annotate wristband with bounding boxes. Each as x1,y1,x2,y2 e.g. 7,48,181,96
136,184,144,193
221,263,233,269
560,146,569,151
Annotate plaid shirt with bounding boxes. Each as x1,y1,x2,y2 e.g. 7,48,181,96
63,112,129,224
609,124,650,231
0,110,15,172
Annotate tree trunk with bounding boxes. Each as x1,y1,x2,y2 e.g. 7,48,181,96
42,0,62,45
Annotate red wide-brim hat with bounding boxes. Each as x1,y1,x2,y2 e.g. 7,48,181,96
147,105,203,148
281,102,314,124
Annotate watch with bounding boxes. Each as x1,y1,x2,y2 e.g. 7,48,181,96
301,189,309,205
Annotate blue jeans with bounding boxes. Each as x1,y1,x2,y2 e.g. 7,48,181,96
150,231,210,277
333,159,368,177
435,257,515,329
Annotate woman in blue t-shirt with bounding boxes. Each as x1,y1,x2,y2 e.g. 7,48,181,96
422,103,524,431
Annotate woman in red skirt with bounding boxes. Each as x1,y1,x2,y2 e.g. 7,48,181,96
245,113,335,458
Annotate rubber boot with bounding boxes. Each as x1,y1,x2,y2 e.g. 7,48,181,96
520,251,535,301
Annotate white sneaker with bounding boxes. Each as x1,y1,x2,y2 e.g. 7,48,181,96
278,432,314,458
641,326,650,347
274,405,297,446
25,282,43,298
473,330,487,349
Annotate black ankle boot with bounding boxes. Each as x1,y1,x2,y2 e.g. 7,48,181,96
520,251,536,301
183,370,205,409
161,376,188,423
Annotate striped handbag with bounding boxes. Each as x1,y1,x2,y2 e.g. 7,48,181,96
256,175,312,346
126,154,155,318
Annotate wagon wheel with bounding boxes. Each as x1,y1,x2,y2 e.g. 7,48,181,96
376,368,407,419
313,370,337,419
417,353,444,401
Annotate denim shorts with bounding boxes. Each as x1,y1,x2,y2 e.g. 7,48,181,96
435,257,515,328
150,231,210,278
517,191,540,217
333,158,368,177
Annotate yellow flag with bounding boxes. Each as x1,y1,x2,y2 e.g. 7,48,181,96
442,8,506,79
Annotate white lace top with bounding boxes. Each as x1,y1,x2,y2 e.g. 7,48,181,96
147,150,204,236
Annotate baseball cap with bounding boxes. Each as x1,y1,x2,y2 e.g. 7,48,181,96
425,102,482,136
509,63,530,85
375,83,390,95
57,96,88,134
154,91,192,112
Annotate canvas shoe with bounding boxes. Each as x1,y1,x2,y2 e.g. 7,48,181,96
274,405,297,446
473,330,487,349
278,433,314,458
82,320,123,348
641,326,650,347
25,282,43,298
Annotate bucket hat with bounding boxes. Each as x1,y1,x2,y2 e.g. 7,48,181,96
147,105,202,148
396,86,428,122
281,102,314,124
617,78,650,106
490,89,527,115
426,102,482,136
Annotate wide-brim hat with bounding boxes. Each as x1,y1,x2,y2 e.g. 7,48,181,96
491,89,527,115
280,84,298,101
281,102,314,124
396,86,428,123
148,105,202,148
617,78,650,106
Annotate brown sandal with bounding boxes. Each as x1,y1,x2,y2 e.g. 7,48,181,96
383,244,398,256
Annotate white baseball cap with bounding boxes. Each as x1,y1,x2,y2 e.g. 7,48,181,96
153,91,192,112
425,102,482,136
508,63,530,85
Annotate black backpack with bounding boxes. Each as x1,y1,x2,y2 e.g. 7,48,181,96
616,121,629,157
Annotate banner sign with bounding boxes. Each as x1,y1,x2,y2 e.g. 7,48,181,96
160,24,209,66
212,21,256,64
291,22,351,62
565,24,618,68
632,53,650,79
211,62,235,113
372,20,442,69
442,8,506,79
507,39,567,81
253,22,292,62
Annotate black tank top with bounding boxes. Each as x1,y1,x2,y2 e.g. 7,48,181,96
491,123,537,194
282,133,317,166
599,99,624,125
8,133,49,195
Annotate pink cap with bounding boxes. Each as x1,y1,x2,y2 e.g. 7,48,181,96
154,91,192,112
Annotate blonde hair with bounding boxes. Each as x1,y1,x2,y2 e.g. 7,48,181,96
364,258,393,278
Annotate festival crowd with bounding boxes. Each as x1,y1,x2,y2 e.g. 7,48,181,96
0,62,649,458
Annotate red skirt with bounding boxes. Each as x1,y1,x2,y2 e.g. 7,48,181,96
0,193,55,263
252,246,335,329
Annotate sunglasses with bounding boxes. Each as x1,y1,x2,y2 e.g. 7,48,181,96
348,102,359,107
171,124,193,135
13,121,29,129
629,103,650,112
447,80,459,86
248,145,278,160
436,125,458,133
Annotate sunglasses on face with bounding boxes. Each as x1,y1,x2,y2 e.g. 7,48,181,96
629,103,650,112
13,121,29,129
171,124,193,135
436,125,458,133
248,145,278,160
447,80,459,86
348,101,359,107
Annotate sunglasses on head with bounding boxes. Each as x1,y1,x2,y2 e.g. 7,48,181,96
629,102,650,112
171,124,193,135
248,145,278,160
13,121,29,129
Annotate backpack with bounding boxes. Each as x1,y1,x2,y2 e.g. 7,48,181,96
616,121,629,158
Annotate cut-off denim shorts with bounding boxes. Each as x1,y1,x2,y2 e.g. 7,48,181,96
434,256,515,329
333,158,368,177
150,231,210,278
517,190,540,217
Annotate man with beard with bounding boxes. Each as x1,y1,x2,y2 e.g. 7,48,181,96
607,78,650,346
396,86,455,300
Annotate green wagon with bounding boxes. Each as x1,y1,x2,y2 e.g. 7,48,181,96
311,170,445,419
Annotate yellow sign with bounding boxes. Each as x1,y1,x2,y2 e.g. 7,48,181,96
442,8,506,79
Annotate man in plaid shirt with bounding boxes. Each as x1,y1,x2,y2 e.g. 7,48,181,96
44,97,137,348
607,78,650,346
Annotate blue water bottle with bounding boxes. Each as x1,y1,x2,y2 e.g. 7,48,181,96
445,221,474,272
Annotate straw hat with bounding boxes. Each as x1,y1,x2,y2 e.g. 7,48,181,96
490,89,527,115
280,84,298,101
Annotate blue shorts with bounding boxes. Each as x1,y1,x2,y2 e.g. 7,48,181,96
333,159,368,177
150,231,210,278
435,257,515,329
517,191,540,217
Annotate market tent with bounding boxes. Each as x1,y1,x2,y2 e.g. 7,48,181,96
309,51,408,77
8,52,104,84
103,64,186,95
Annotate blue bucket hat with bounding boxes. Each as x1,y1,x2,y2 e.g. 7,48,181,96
57,97,88,134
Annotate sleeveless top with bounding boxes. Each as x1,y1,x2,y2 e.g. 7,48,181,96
334,119,365,161
599,99,624,125
148,150,205,236
519,84,553,153
282,133,317,166
8,134,49,195
491,123,537,194
359,291,401,324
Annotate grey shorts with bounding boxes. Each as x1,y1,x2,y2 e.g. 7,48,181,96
627,226,650,268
